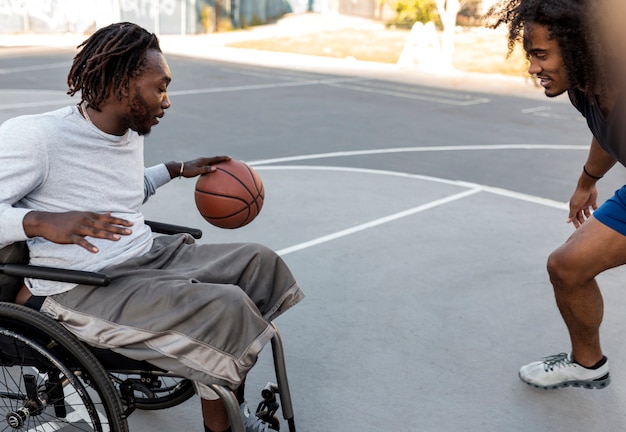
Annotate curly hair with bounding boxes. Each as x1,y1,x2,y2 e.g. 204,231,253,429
67,22,161,110
484,0,606,93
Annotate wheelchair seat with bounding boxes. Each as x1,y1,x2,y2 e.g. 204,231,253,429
0,241,29,303
0,222,297,432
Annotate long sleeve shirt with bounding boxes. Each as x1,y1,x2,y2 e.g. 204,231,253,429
0,105,171,295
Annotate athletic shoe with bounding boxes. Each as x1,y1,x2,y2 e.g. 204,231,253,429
519,352,610,390
240,402,278,432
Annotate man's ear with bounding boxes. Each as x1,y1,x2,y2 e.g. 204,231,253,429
119,76,130,99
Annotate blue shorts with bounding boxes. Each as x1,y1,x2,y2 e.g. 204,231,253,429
593,185,626,235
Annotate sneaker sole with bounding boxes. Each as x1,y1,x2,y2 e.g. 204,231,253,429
519,373,611,390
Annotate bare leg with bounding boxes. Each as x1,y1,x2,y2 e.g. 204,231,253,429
549,269,603,366
15,284,31,305
547,216,626,366
201,381,245,431
202,398,230,432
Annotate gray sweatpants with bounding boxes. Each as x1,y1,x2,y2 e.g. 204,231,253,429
40,234,304,399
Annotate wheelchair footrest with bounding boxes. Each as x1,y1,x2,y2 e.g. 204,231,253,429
256,382,281,431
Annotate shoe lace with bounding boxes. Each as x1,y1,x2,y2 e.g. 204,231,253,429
243,413,276,432
242,404,276,432
542,353,573,371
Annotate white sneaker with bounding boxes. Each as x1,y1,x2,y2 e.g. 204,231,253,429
240,402,278,432
519,352,610,389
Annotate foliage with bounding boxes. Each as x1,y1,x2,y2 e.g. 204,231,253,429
386,0,483,28
459,0,482,17
458,0,483,26
200,5,215,33
200,3,234,32
387,0,441,29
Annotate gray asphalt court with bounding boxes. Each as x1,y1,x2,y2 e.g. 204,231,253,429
2,36,626,431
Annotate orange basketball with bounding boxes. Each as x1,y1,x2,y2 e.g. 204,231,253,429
194,160,264,229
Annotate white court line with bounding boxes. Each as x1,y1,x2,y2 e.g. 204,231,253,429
216,66,349,83
0,89,73,110
521,106,552,113
0,77,364,108
0,62,68,74
253,165,568,256
168,77,363,97
249,144,589,166
275,188,481,256
0,99,72,110
464,183,568,210
326,81,490,106
521,105,584,121
256,165,568,209
532,112,581,120
0,89,67,95
255,164,466,187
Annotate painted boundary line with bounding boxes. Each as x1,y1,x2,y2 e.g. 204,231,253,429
255,164,569,210
0,99,73,110
249,144,589,166
0,61,68,75
0,71,488,108
274,188,481,256
168,77,365,97
325,81,490,106
254,164,568,256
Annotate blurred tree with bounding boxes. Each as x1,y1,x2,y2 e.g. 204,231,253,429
435,0,460,65
390,0,481,68
200,4,216,32
387,0,440,28
388,0,481,28
458,0,483,26
459,0,482,17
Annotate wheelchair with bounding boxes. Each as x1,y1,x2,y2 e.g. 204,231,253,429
0,221,297,432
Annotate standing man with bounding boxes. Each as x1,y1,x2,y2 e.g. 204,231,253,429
486,0,623,389
0,22,303,431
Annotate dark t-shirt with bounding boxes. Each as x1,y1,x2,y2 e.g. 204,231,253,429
569,88,626,166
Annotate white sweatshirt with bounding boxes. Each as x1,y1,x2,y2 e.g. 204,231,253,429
0,105,172,295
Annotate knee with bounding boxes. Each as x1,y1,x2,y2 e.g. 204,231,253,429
242,243,280,268
546,247,588,288
246,242,275,260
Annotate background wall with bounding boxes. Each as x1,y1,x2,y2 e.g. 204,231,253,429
0,0,293,34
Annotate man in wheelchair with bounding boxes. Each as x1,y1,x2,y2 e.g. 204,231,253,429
0,22,303,432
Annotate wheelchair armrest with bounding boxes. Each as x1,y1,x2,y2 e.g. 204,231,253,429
145,220,203,239
0,263,110,286
0,221,201,289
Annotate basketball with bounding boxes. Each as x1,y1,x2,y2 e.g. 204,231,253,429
194,160,264,229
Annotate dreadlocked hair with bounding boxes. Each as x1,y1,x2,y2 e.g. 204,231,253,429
67,22,161,110
484,0,608,93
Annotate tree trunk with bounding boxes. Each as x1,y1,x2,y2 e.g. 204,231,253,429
435,0,460,67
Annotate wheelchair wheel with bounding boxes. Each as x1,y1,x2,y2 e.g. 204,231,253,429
0,303,129,431
108,372,195,410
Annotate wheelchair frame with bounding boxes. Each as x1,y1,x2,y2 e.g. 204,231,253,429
0,221,296,432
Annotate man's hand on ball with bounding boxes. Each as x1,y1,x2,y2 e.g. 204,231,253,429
167,156,231,179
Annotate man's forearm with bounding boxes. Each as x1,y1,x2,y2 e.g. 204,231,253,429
580,137,616,184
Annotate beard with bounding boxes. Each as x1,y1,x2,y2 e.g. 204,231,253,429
123,91,155,136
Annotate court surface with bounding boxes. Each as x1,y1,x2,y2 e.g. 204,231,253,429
2,40,626,431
